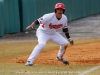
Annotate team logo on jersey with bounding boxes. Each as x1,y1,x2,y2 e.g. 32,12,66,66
49,23,63,29
42,24,45,28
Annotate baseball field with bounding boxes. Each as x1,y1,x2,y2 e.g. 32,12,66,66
0,14,100,75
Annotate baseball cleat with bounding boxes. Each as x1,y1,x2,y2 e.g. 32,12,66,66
56,57,69,65
25,61,33,66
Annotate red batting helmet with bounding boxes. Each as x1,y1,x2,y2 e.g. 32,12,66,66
55,3,65,9
54,3,65,13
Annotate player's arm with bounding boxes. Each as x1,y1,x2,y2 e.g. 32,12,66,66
62,28,74,45
26,20,39,30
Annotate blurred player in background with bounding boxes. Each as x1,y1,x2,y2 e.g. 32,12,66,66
25,3,74,66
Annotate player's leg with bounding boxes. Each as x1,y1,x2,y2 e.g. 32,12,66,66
50,32,69,64
25,30,50,66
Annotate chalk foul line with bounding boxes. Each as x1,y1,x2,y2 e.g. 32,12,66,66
79,66,100,75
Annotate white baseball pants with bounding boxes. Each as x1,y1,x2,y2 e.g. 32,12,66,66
27,29,68,63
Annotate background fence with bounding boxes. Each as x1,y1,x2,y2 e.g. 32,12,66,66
0,0,100,36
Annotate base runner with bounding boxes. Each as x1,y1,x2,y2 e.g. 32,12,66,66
25,3,74,66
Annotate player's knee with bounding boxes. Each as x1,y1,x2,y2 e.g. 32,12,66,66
62,41,68,46
38,42,46,48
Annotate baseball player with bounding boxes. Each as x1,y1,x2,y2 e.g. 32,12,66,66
25,3,74,66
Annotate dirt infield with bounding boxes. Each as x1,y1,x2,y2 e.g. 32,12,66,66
12,42,100,65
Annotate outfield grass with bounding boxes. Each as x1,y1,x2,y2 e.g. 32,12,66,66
0,39,100,75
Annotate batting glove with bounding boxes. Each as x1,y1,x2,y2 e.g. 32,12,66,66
68,38,74,45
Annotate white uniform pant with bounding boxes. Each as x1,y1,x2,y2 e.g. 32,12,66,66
27,30,68,63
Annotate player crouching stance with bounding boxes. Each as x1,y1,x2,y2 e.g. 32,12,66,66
25,3,74,66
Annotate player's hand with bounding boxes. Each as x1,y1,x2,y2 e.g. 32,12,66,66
68,38,74,45
26,25,33,30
